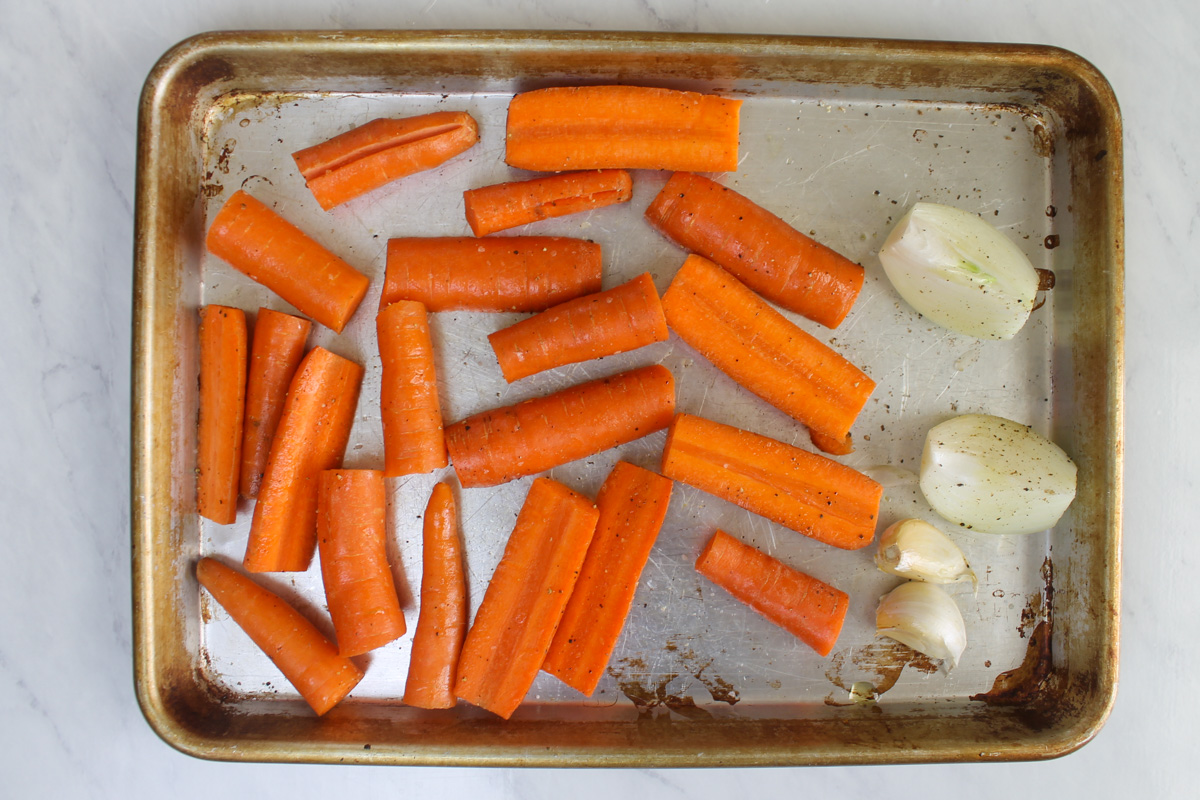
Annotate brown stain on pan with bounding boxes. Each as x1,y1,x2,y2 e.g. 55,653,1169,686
971,620,1053,705
824,641,939,705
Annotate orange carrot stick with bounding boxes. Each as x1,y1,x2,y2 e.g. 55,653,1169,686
455,477,599,719
463,170,633,237
541,462,673,696
403,482,468,709
645,172,865,328
661,414,882,550
377,300,448,476
695,530,849,657
381,237,603,312
206,190,370,333
196,558,363,715
505,86,741,173
444,364,676,488
662,255,875,440
244,347,364,572
240,308,311,498
197,305,247,524
292,111,480,210
487,272,669,383
316,470,407,657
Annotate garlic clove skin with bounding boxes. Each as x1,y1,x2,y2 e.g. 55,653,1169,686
875,518,977,591
876,581,967,672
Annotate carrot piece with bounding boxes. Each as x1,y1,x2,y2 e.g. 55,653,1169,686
661,414,882,550
206,191,370,333
455,478,599,719
381,237,603,313
463,170,633,237
695,530,848,657
239,308,312,498
316,470,407,657
810,429,854,456
662,255,875,440
403,482,468,709
444,364,676,488
505,86,741,172
197,305,247,524
377,300,448,476
645,172,865,328
292,111,480,210
542,462,673,696
487,273,669,383
244,347,364,573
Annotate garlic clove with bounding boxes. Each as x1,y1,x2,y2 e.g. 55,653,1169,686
875,518,977,591
876,581,967,671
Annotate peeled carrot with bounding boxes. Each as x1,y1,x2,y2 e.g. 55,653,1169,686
455,477,599,719
317,470,407,657
403,482,467,709
196,558,363,715
377,300,447,476
662,255,875,440
645,172,865,328
381,237,602,313
206,190,370,333
239,308,311,498
244,347,364,573
505,86,741,173
661,414,882,550
463,170,633,237
197,305,247,524
695,530,848,657
487,272,669,383
293,111,479,210
541,462,673,696
444,364,676,488
810,429,854,456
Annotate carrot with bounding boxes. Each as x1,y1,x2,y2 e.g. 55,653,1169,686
206,190,370,333
455,477,599,719
197,305,247,524
381,237,603,313
316,470,407,657
541,461,673,696
403,482,468,709
487,272,669,383
661,414,882,550
809,429,854,456
444,364,676,488
292,111,480,210
645,172,865,328
695,530,848,657
463,170,633,237
239,308,311,498
505,86,741,173
196,557,363,715
377,300,448,476
244,347,364,572
662,255,875,440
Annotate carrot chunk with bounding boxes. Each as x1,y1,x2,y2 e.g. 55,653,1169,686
464,170,633,237
377,300,448,477
197,305,247,524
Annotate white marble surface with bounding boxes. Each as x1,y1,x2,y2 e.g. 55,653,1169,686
2,0,1195,796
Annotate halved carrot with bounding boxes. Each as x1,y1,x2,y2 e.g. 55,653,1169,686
661,414,882,550
206,190,370,333
381,237,603,313
377,300,447,477
196,557,363,715
444,364,676,488
240,308,311,499
317,470,407,657
403,482,467,709
197,305,247,524
505,86,741,172
645,172,864,328
455,477,599,719
541,461,673,696
463,170,633,237
244,347,364,573
695,530,848,657
662,255,874,440
488,272,669,383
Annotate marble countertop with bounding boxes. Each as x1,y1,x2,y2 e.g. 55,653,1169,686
3,0,1195,796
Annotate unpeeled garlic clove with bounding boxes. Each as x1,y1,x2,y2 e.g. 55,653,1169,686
876,581,967,671
875,518,977,591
